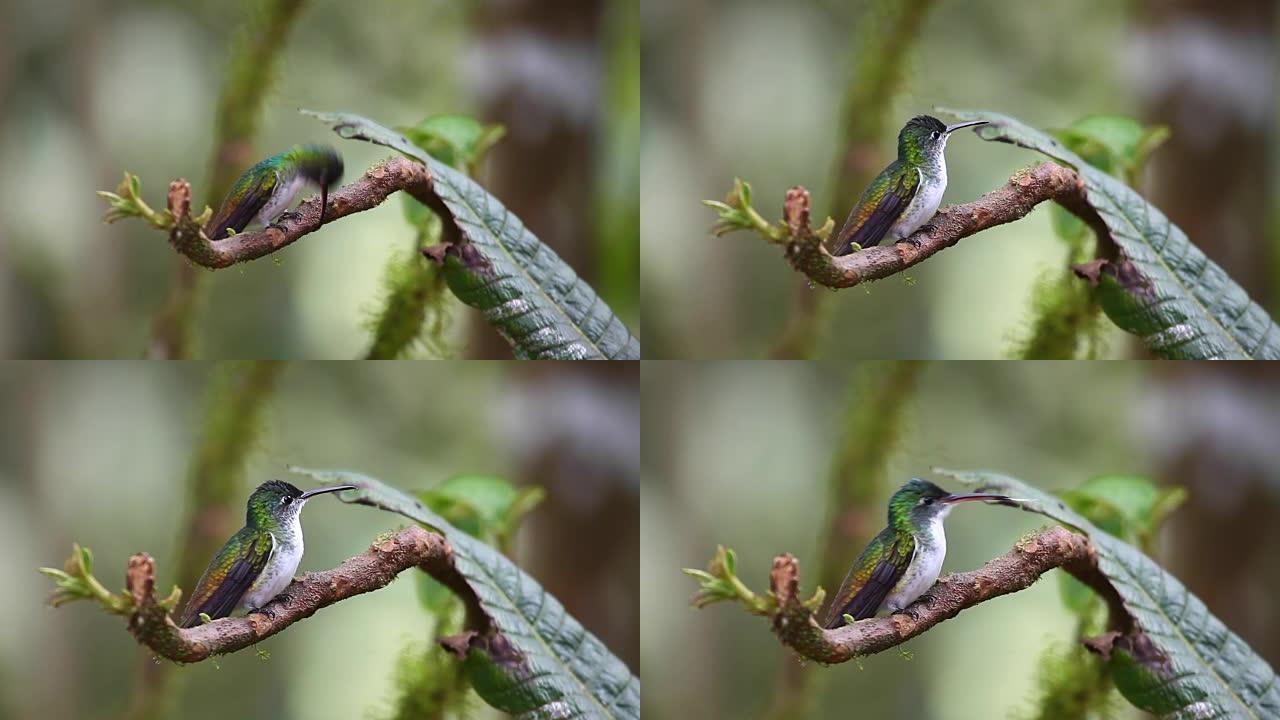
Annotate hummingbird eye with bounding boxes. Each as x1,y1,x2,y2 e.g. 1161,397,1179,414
280,496,291,505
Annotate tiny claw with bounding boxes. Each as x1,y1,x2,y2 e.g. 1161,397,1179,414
897,606,923,622
247,605,277,621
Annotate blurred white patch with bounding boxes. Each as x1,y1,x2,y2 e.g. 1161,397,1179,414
497,372,638,513
93,9,213,160
466,32,600,142
0,107,98,271
1123,21,1274,147
1139,373,1280,512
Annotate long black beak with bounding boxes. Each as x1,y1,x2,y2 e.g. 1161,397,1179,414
299,484,357,500
944,120,988,134
940,492,1018,507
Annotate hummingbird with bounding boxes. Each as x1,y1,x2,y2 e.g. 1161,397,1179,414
178,480,355,628
204,144,344,242
821,478,1016,629
829,115,988,256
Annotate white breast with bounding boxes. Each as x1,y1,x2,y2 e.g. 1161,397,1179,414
881,513,947,614
889,164,946,242
256,173,307,226
239,515,305,611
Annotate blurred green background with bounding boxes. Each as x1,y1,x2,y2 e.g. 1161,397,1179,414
640,0,1279,358
0,0,638,358
0,360,638,719
641,361,1280,718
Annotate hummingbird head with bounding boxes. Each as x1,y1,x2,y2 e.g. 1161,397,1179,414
246,479,356,527
888,478,1013,529
897,115,988,165
293,144,344,189
290,144,343,227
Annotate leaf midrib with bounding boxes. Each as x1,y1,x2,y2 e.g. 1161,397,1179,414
431,165,610,359
1082,177,1249,358
452,532,618,718
1095,536,1258,718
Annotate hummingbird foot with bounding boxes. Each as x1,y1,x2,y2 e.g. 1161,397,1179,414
894,605,925,622
246,603,281,622
266,210,302,233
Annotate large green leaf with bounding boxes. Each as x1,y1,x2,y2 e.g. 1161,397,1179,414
938,468,1280,719
304,110,640,360
291,467,640,720
941,109,1280,360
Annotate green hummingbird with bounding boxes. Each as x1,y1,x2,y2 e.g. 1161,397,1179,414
821,478,1016,629
178,480,355,628
829,115,988,256
204,144,344,242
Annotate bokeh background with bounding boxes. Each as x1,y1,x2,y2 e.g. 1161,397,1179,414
640,0,1279,358
641,361,1280,718
0,0,638,358
0,361,639,719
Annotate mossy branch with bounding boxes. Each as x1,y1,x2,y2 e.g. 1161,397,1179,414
149,0,309,359
102,157,438,270
685,526,1125,663
40,527,479,663
707,161,1110,290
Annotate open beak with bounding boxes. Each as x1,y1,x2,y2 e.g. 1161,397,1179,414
940,492,1018,507
944,120,988,134
299,484,357,500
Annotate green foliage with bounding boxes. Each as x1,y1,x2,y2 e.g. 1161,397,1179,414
397,115,506,176
99,173,213,230
305,110,640,360
413,475,544,613
385,640,474,720
365,245,454,359
290,467,639,720
1061,475,1186,552
416,475,544,553
1049,115,1169,186
945,109,1280,359
596,0,641,324
1012,113,1168,359
703,178,786,242
1011,272,1106,359
703,178,836,249
1020,642,1120,720
682,545,826,618
39,544,180,614
366,115,504,360
940,469,1280,719
683,545,765,611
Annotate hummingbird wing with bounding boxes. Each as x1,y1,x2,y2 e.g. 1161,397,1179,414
204,167,280,241
821,526,915,628
178,531,275,628
831,164,921,255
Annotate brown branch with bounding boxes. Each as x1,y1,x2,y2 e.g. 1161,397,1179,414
124,526,481,663
777,161,1109,289
769,526,1128,663
165,157,437,269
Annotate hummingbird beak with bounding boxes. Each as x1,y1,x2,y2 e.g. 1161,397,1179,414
299,484,357,500
316,184,329,231
944,120,988,135
939,492,1017,507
